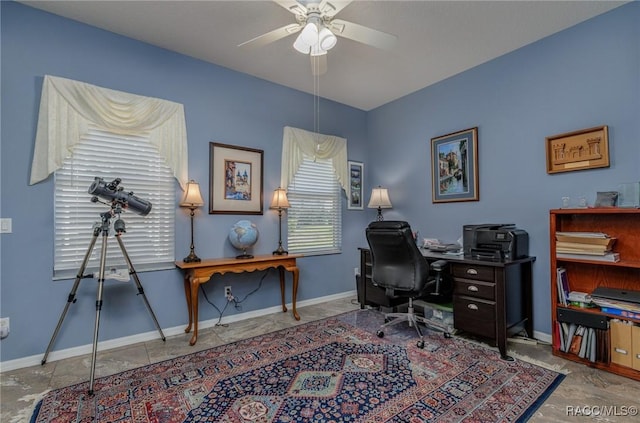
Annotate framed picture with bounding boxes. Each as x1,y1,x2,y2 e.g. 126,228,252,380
347,160,364,210
209,142,264,214
545,125,609,174
430,127,479,203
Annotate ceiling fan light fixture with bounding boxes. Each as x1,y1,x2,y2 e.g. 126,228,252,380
310,43,327,57
299,21,319,45
293,34,311,54
318,27,337,51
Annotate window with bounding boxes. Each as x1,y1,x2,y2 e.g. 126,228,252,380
54,126,176,279
287,157,342,255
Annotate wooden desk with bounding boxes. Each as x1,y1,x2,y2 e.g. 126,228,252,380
176,254,302,345
422,250,536,361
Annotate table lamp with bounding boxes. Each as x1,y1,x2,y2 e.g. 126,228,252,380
270,187,291,255
368,186,392,221
180,180,204,262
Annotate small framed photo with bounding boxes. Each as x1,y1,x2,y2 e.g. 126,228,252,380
545,125,609,174
209,142,263,214
347,160,364,210
430,127,479,203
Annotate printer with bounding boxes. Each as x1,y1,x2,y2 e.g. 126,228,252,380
463,224,529,260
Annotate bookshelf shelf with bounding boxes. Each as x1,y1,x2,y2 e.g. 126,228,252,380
550,208,640,380
556,257,640,269
557,304,640,324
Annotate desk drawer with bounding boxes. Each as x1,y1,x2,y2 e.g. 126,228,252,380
454,296,496,339
452,264,494,282
454,279,495,301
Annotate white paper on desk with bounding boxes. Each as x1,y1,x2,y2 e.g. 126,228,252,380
423,238,440,248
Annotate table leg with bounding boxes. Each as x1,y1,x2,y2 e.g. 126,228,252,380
183,274,193,334
189,277,200,346
278,267,288,313
523,261,534,338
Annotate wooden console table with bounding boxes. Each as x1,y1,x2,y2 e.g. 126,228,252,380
176,254,302,345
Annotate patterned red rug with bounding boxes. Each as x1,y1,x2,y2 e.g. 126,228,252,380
31,310,563,422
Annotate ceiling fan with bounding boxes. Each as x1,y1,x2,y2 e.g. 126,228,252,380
238,0,397,75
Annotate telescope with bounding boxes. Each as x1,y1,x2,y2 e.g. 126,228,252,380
88,177,152,216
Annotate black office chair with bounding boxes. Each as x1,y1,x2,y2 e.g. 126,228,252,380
365,221,452,348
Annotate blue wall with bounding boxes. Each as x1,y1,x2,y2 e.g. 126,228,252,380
1,1,638,364
367,3,639,335
0,2,368,363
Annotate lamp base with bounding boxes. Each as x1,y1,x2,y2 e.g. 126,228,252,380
273,247,288,255
183,253,201,263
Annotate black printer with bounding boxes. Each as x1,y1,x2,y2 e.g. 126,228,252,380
463,224,529,260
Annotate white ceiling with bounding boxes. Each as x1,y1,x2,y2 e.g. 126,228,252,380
20,1,626,111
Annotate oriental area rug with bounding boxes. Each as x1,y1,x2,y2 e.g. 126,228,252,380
31,310,563,422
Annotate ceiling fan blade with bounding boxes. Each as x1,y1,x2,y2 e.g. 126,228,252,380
273,0,307,16
310,54,327,76
238,23,302,49
318,0,353,18
329,19,397,50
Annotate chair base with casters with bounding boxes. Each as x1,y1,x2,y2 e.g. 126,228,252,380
376,297,451,349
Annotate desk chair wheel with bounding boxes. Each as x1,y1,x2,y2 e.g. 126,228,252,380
417,340,425,349
444,332,452,339
376,330,384,338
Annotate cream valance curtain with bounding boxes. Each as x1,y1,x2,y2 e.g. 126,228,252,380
30,75,188,189
280,126,348,193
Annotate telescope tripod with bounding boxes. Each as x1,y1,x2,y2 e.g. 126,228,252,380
41,207,166,395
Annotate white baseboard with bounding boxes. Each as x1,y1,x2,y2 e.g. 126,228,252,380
533,330,552,344
0,291,357,373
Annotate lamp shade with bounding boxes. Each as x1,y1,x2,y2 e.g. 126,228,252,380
270,187,291,209
318,27,337,51
299,21,319,46
180,180,204,207
367,187,392,209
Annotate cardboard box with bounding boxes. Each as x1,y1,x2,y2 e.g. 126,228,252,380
610,320,633,368
632,325,640,371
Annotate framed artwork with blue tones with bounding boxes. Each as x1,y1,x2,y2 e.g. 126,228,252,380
431,127,479,203
347,160,364,210
210,142,263,214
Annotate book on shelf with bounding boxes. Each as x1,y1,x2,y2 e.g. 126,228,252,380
556,252,620,262
556,267,569,305
556,247,610,255
555,232,616,248
599,307,640,320
556,241,612,253
567,291,596,308
592,297,640,313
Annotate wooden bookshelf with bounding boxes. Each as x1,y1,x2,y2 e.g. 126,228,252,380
550,208,640,380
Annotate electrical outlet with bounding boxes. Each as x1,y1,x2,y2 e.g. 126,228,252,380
0,218,12,234
224,286,233,300
0,317,9,339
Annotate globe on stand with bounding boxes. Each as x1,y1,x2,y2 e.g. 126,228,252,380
228,220,259,259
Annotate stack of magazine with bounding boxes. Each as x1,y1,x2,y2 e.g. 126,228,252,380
591,287,640,320
556,231,619,262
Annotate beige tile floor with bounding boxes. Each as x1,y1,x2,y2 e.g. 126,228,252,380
2,296,639,422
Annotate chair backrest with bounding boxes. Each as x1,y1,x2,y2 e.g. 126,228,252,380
365,221,430,294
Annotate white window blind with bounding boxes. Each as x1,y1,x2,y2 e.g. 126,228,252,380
54,127,175,280
287,157,342,255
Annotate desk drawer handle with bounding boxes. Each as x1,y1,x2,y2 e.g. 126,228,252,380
467,303,479,311
466,269,478,275
467,285,479,292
